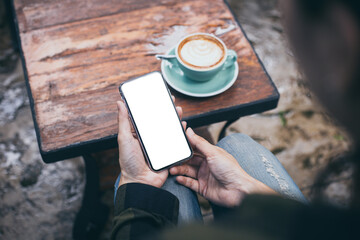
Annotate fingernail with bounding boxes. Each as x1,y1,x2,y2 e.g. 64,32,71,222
176,176,183,183
116,101,121,110
187,127,194,135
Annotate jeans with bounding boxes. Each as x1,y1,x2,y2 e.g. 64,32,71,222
114,133,307,224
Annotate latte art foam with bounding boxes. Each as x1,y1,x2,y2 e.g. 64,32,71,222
179,39,224,69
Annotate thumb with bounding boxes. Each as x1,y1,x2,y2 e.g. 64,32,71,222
186,128,218,158
117,101,133,139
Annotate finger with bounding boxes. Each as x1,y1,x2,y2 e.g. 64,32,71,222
171,95,175,102
182,121,187,130
176,176,199,193
176,106,183,119
128,116,137,136
170,164,198,178
186,127,218,157
117,101,133,138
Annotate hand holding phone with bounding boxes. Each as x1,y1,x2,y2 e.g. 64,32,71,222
117,72,193,187
116,100,169,188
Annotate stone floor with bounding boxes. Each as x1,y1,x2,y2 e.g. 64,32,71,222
0,0,352,239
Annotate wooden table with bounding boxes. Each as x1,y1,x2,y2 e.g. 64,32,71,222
12,0,279,163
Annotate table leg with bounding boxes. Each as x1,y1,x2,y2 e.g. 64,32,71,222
218,118,240,142
4,0,19,52
73,154,109,240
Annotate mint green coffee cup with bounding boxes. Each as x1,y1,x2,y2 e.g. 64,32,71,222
163,33,237,82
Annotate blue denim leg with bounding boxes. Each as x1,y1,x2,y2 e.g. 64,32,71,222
161,175,203,224
114,175,121,205
114,174,202,224
217,133,307,203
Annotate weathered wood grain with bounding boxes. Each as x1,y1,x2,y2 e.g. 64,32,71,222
14,0,184,33
14,0,278,155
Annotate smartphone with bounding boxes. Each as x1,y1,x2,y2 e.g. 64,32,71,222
119,72,193,171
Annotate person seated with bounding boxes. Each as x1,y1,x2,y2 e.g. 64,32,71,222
111,0,360,239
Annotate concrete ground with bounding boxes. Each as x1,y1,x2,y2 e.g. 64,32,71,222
0,0,352,239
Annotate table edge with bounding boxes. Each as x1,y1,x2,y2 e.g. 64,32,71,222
10,0,47,162
39,94,279,163
223,0,279,99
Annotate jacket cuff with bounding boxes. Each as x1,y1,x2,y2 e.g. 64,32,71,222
114,183,179,223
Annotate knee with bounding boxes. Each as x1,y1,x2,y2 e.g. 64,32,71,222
217,133,265,154
218,133,255,147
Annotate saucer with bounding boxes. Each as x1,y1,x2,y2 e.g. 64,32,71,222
161,48,239,98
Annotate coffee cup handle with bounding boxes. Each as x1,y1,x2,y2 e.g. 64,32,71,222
161,56,184,75
163,56,179,67
223,50,237,69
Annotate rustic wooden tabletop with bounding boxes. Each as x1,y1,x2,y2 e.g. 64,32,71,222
12,0,279,162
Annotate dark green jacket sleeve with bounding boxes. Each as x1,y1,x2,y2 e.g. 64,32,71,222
111,183,179,240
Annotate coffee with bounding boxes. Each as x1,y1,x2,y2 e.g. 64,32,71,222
166,33,237,81
178,35,225,69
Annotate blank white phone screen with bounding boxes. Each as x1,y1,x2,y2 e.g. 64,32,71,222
121,72,192,171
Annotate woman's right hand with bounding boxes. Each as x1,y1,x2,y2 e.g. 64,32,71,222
170,128,276,207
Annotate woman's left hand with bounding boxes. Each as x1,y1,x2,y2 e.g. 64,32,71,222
116,96,184,188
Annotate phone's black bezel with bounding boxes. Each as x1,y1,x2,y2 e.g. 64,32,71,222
119,71,193,172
